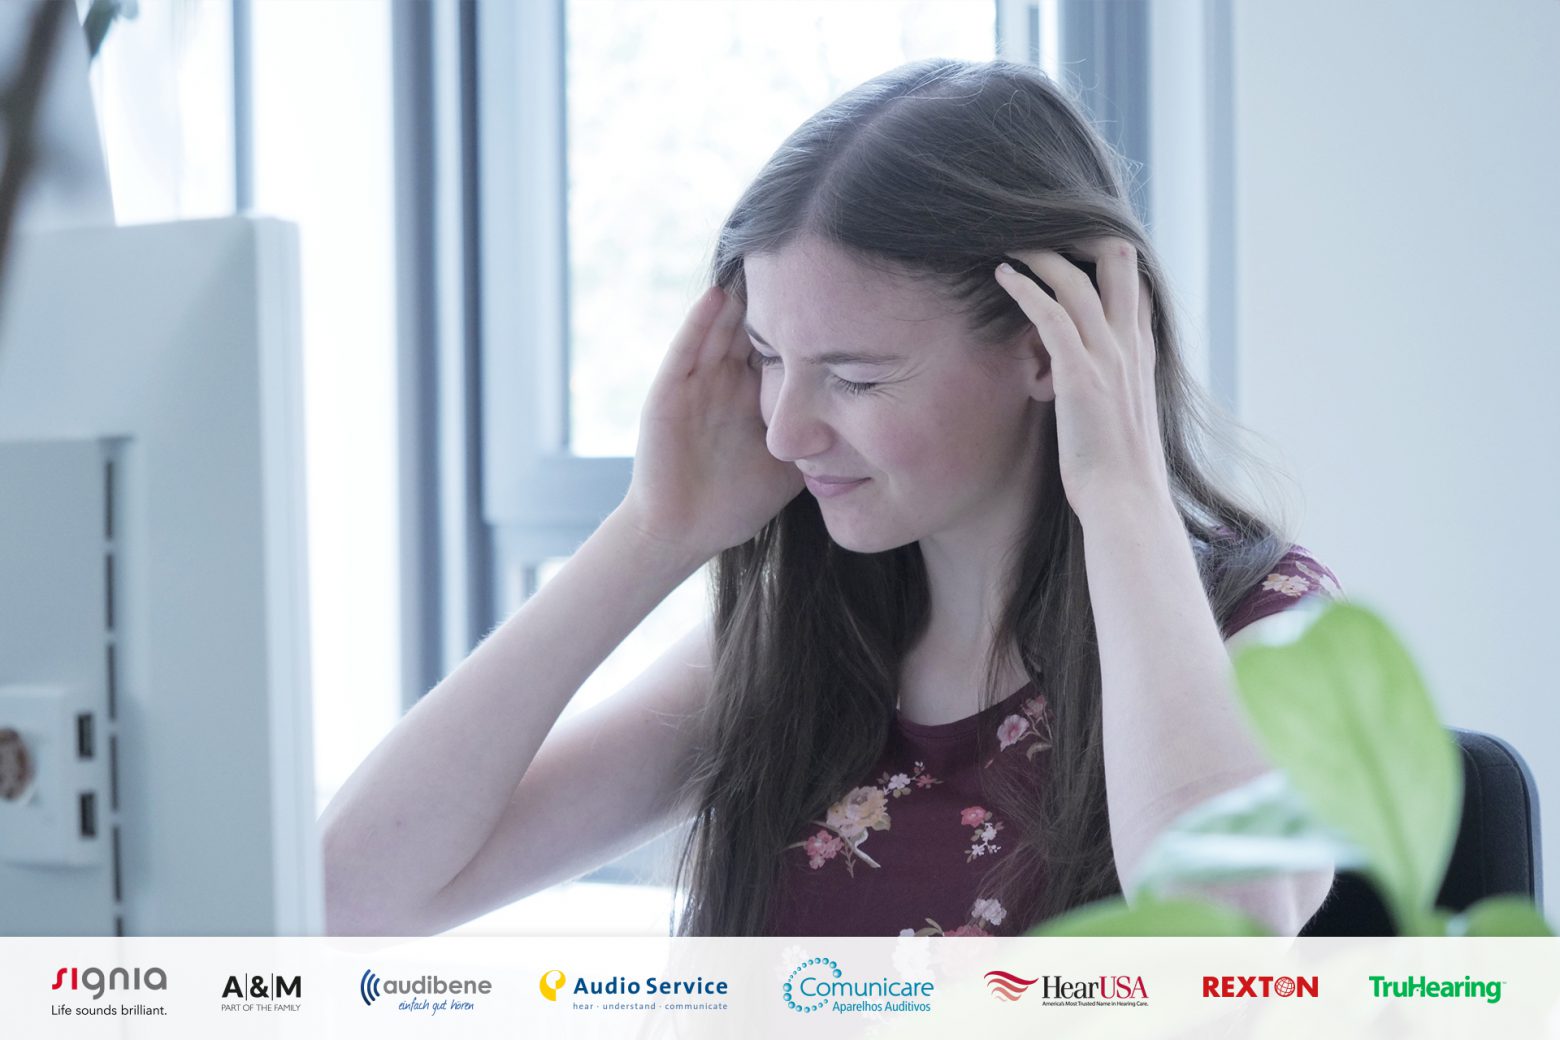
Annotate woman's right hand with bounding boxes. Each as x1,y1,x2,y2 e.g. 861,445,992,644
619,285,805,561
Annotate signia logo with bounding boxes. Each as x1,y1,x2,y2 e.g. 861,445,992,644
984,970,1039,1001
539,970,567,1002
360,970,382,1007
52,967,167,1000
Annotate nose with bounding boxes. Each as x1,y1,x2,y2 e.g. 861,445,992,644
762,373,833,463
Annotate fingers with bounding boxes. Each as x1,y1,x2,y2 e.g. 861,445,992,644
994,261,1087,375
1075,237,1141,350
699,287,747,368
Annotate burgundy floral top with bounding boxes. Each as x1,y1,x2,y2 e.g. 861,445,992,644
766,545,1342,936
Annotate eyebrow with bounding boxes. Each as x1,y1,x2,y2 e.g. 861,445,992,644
743,322,907,366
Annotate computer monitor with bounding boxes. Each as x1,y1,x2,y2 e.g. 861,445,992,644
0,214,321,936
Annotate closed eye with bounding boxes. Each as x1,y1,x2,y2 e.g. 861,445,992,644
750,352,881,396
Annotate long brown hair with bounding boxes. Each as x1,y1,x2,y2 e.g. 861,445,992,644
669,58,1292,936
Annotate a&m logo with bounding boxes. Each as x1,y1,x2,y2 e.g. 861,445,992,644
984,970,1039,1001
539,970,567,1002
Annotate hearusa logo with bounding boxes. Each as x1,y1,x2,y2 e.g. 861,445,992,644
782,957,934,1015
1203,975,1319,998
985,970,1038,1001
359,969,491,1016
543,970,730,1011
1016,973,1150,1007
1369,974,1503,1004
49,967,168,1019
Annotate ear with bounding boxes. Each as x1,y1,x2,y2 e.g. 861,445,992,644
1018,326,1055,404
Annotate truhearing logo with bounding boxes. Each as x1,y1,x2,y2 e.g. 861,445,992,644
359,969,491,1016
539,970,567,1002
984,970,1038,1001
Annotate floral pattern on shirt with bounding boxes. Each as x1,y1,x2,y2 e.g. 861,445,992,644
961,804,1005,861
787,760,942,877
1260,557,1342,599
902,897,1008,937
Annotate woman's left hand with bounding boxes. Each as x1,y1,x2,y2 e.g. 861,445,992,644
993,237,1172,523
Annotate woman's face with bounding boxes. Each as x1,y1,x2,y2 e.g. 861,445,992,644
743,235,1053,554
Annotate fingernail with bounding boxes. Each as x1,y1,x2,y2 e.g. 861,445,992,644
996,262,1014,276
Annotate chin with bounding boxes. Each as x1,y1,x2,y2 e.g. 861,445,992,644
821,517,918,556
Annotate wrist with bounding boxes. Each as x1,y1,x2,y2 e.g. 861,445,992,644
1074,477,1179,539
604,504,714,575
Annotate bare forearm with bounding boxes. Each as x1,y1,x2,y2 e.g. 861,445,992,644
319,506,705,926
1082,492,1308,918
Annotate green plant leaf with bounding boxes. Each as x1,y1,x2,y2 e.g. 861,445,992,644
1130,771,1366,899
1447,895,1555,937
1231,602,1461,929
1028,894,1270,937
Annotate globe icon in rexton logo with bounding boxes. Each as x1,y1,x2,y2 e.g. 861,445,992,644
1274,977,1296,997
360,970,382,1006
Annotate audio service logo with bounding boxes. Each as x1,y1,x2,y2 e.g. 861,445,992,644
358,969,492,1016
540,969,730,1012
984,971,1038,1001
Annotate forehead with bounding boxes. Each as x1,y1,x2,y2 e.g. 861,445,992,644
742,237,966,355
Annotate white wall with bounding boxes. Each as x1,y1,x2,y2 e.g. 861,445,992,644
1221,0,1560,918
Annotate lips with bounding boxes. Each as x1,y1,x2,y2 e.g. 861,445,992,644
803,474,869,499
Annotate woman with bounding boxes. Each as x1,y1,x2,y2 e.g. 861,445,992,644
321,57,1341,939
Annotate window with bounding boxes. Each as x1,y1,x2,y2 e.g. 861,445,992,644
464,0,1000,935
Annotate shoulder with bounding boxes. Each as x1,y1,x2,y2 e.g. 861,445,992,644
1221,544,1344,642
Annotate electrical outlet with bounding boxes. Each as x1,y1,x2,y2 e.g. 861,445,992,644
0,685,107,867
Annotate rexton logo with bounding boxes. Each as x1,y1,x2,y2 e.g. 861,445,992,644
1203,976,1319,998
52,967,167,1000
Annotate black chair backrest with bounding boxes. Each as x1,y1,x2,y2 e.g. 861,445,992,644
1301,728,1543,936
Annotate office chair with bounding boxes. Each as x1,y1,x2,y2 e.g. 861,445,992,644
1300,728,1543,935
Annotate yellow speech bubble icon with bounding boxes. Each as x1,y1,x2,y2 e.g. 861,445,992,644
539,969,567,1002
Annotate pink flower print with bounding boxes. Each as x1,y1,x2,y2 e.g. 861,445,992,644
1261,572,1310,597
964,806,1005,862
826,786,890,841
914,773,936,789
944,924,991,937
1022,695,1048,719
802,829,844,870
996,714,1030,750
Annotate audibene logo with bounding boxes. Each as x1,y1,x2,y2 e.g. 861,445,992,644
1203,975,1320,998
538,968,731,1012
1368,974,1504,1004
49,966,168,1019
219,972,303,1014
359,969,492,1017
985,971,1149,1008
782,957,934,1016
